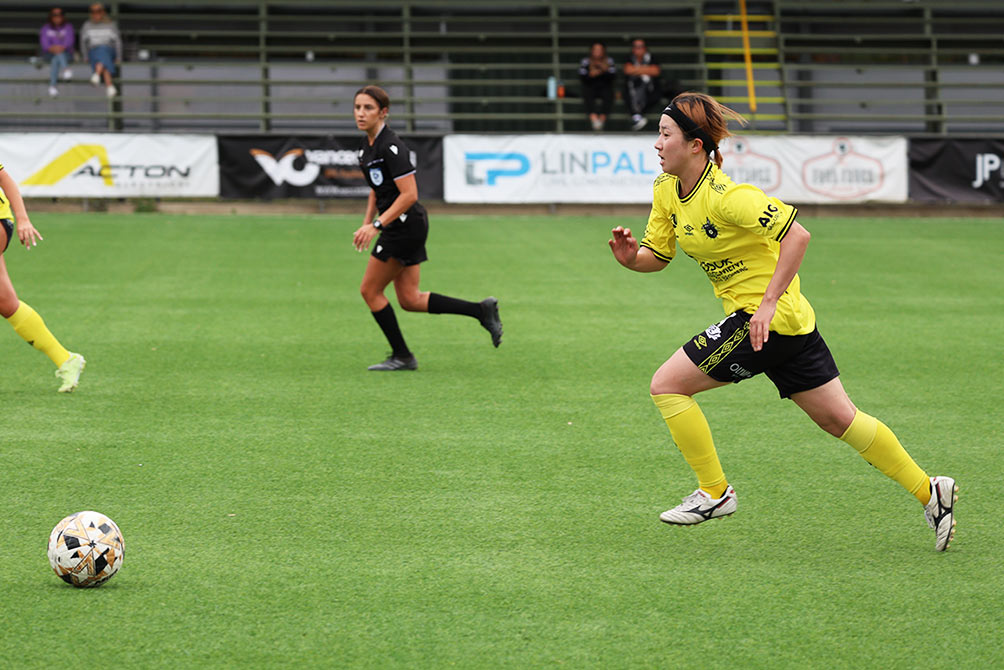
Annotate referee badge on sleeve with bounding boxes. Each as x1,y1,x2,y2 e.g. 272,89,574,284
369,168,383,186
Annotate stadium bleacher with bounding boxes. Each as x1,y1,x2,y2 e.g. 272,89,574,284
0,0,1001,135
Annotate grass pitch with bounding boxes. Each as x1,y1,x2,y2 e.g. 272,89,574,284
1,212,1001,668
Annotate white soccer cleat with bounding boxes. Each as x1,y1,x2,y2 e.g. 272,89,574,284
62,68,73,80
106,85,118,98
89,72,101,86
660,485,737,525
924,476,958,551
48,86,59,98
55,353,86,393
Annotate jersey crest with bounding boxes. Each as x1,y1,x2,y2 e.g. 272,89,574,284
369,168,383,186
703,218,718,238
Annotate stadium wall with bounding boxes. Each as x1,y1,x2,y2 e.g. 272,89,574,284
1,132,1001,206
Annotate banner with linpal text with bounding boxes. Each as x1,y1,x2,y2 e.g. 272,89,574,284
0,133,219,197
444,134,907,204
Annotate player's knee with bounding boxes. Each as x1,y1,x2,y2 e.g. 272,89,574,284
359,284,381,306
398,294,423,312
817,410,853,437
650,371,677,396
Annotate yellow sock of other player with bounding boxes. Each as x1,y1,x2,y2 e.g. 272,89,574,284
839,410,931,505
652,393,729,499
6,301,70,366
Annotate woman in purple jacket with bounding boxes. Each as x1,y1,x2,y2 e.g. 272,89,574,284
39,7,75,98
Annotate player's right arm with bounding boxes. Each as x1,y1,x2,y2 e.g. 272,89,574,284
609,226,668,272
352,189,380,252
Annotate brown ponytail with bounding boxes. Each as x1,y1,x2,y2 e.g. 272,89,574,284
669,92,747,168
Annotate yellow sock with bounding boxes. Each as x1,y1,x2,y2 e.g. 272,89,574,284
652,393,729,498
6,301,70,367
839,410,930,505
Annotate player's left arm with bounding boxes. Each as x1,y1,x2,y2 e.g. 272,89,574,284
379,173,418,226
0,168,42,249
749,221,810,351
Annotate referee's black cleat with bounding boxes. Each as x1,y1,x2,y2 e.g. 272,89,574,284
367,354,418,371
479,297,503,347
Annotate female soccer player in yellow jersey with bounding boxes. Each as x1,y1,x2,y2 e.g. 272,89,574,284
0,163,85,392
608,92,957,550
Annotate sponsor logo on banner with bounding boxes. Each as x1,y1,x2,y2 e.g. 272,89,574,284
446,135,658,203
219,135,441,199
465,153,531,185
250,148,321,186
448,134,906,204
802,138,884,200
720,137,781,193
908,139,1004,203
0,133,218,197
971,153,1002,189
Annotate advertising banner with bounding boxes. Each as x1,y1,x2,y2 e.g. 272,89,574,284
720,135,908,204
0,133,218,197
218,135,443,200
444,134,908,204
909,139,1004,203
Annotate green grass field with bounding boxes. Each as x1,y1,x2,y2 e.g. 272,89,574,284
1,212,1001,668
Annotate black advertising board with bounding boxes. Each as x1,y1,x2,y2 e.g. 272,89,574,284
218,134,443,200
909,139,1004,203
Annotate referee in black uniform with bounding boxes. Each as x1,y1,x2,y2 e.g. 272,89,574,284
351,85,502,370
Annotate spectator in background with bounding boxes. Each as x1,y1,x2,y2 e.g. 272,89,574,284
40,7,74,98
623,38,662,131
80,3,121,98
578,41,617,131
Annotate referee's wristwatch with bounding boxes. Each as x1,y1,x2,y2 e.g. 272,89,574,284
371,219,383,230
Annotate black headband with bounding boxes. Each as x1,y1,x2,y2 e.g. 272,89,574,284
663,104,718,155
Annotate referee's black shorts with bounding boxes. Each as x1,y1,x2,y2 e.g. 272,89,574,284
371,209,429,267
682,310,839,398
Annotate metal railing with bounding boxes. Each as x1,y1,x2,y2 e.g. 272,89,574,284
0,0,1001,135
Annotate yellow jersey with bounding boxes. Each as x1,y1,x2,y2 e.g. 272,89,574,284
640,160,815,335
0,163,12,220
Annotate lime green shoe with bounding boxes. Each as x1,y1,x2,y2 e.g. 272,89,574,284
55,353,86,393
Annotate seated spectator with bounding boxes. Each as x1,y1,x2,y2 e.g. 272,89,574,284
578,41,617,131
80,3,121,98
623,38,662,131
40,7,74,98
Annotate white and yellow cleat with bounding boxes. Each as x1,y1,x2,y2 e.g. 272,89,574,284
924,476,958,551
55,353,86,393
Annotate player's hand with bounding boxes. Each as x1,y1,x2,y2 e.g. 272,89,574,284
17,219,43,250
749,299,777,351
608,226,639,267
353,223,378,252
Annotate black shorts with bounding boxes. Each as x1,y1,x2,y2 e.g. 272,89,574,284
682,310,840,398
371,210,429,267
1,218,12,253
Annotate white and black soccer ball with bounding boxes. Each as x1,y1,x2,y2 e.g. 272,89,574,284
47,511,125,588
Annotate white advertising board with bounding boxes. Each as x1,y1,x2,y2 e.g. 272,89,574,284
444,134,907,204
0,133,219,197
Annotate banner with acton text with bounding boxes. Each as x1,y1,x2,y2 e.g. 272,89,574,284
0,133,219,197
444,134,908,204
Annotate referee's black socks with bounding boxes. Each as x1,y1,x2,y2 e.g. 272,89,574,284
427,292,481,319
371,304,411,357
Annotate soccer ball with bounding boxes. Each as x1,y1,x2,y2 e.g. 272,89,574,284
47,511,125,587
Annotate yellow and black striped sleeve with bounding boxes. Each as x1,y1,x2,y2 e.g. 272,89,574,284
719,183,798,242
